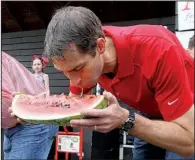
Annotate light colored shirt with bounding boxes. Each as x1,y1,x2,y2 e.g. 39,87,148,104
2,52,46,129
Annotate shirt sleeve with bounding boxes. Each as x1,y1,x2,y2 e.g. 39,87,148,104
152,45,193,121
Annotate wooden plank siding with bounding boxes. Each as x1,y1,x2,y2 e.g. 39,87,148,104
2,29,70,95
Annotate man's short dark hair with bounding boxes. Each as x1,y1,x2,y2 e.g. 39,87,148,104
188,35,194,49
44,6,104,58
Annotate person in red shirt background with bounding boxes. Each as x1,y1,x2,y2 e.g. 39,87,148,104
187,35,194,58
11,6,194,159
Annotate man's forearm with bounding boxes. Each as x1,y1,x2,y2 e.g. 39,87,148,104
129,114,194,157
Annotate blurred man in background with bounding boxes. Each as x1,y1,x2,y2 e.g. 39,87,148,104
187,35,194,58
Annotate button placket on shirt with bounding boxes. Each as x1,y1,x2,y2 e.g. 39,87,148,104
110,78,121,98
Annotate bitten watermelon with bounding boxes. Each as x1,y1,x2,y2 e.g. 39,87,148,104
12,93,108,126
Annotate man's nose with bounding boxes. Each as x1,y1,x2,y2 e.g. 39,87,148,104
66,72,81,86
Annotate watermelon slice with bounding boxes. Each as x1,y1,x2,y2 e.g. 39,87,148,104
12,93,108,126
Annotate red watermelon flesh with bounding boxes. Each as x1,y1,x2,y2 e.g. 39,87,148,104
12,93,108,126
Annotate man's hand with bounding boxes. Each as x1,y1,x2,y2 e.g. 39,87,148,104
8,107,25,124
7,92,26,124
70,91,129,133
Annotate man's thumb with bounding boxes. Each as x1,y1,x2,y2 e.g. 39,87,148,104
12,92,25,97
103,91,118,104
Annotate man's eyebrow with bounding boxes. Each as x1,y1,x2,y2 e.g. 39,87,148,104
68,63,83,72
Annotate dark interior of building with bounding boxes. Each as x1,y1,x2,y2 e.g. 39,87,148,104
2,1,175,33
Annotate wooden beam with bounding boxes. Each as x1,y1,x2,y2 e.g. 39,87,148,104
2,2,22,31
3,2,25,30
28,2,46,27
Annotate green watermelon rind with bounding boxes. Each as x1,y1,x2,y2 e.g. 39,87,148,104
12,94,108,126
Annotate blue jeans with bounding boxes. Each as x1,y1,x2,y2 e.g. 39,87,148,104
3,123,59,160
133,112,194,160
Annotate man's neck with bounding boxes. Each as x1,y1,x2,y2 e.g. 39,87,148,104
102,37,117,74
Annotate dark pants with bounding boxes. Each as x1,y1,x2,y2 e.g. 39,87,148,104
133,112,194,160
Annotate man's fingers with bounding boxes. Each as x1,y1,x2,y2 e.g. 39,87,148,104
10,112,17,118
10,111,26,124
103,91,118,104
92,125,112,133
8,107,12,113
12,92,25,97
70,120,111,133
12,92,20,96
12,92,17,97
17,118,25,124
80,108,109,118
70,117,106,127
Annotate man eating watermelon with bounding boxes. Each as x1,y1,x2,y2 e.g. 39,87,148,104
12,6,194,159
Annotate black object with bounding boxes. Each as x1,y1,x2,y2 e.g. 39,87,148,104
91,129,120,159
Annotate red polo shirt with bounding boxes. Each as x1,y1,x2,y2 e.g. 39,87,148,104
98,25,194,121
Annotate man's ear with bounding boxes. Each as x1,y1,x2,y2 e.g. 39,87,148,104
96,38,106,55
